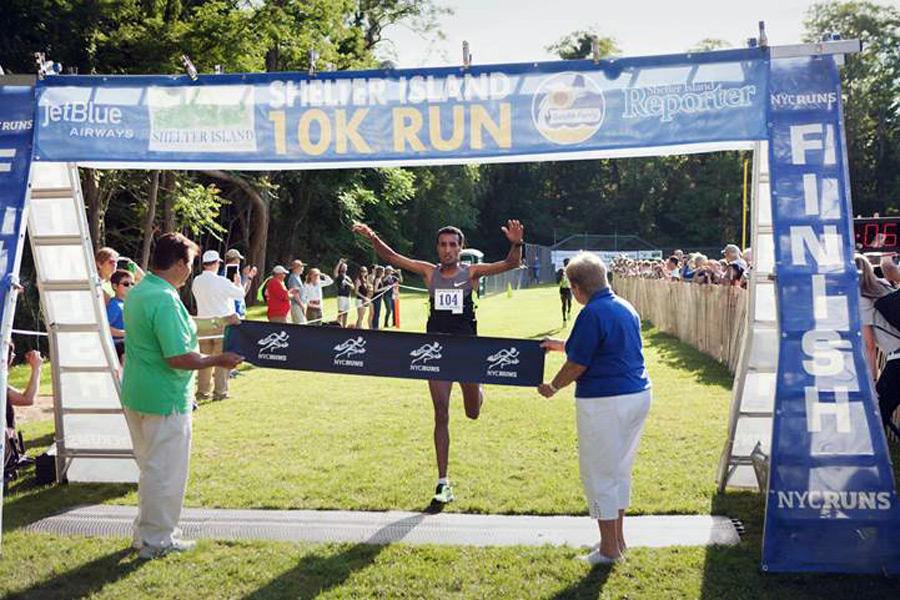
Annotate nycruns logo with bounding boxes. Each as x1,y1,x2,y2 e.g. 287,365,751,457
410,342,442,372
532,72,605,145
770,91,838,112
0,120,32,132
333,336,366,367
147,85,256,153
258,331,289,361
486,347,519,378
776,490,892,511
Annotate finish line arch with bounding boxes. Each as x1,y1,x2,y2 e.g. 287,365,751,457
2,38,899,574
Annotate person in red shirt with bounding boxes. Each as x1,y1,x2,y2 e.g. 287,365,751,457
266,265,296,322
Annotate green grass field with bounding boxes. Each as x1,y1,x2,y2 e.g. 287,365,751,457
1,286,898,599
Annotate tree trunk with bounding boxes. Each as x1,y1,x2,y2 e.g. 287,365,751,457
82,169,101,248
163,171,176,233
141,171,161,270
201,171,270,301
265,45,279,73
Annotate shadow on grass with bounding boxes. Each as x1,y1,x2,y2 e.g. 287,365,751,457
699,490,900,599
22,432,53,453
2,473,132,533
240,513,428,600
641,322,733,388
526,327,565,340
541,564,612,600
3,548,142,600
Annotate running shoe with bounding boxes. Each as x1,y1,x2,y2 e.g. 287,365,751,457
432,483,454,504
138,538,196,560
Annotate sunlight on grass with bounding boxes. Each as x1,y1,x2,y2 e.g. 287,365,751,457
160,286,734,515
5,286,898,599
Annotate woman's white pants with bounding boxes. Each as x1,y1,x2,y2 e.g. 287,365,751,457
575,388,652,520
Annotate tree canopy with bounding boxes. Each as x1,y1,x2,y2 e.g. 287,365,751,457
1,0,897,297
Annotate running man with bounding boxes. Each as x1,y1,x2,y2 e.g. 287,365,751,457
557,258,572,323
353,220,525,504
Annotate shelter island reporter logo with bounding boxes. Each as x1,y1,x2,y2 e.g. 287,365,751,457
409,342,442,373
532,72,605,145
258,331,289,361
333,336,367,367
486,347,520,378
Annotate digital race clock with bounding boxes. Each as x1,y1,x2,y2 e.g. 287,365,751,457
854,217,900,252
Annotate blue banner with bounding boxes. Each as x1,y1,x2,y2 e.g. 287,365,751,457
224,320,545,387
0,84,35,544
763,56,900,573
33,50,768,167
0,87,33,305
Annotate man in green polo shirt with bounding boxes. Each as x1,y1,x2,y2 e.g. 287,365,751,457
121,233,243,560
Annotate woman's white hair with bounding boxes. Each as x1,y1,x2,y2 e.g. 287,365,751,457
565,252,609,296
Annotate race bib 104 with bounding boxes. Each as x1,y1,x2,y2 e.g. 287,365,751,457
435,289,463,314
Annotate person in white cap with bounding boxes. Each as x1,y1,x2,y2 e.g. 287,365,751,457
224,248,257,318
266,265,297,323
191,249,245,401
721,244,748,271
287,259,307,324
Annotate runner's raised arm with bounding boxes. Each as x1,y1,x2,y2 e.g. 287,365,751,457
470,220,525,278
353,222,434,279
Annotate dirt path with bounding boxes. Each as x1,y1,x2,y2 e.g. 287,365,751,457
12,394,55,424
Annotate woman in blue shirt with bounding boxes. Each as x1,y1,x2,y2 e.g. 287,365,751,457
539,252,652,565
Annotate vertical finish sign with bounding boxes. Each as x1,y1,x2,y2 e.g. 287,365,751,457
0,84,35,553
764,56,900,573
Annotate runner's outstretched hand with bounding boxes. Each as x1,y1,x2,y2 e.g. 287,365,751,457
501,220,524,245
352,222,377,242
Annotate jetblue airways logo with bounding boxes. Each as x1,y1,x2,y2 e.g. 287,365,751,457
258,331,289,361
333,336,366,367
486,347,520,378
410,342,442,373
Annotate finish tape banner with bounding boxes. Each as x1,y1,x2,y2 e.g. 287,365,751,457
762,56,900,573
224,320,545,387
32,49,768,167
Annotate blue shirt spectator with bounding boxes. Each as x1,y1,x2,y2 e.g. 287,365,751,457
107,298,125,340
565,288,651,398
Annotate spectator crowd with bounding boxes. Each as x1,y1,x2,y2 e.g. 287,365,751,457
610,244,752,288
608,239,900,445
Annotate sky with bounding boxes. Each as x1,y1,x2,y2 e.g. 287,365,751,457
380,0,878,67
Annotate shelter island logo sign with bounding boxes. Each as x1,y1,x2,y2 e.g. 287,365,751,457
486,347,520,378
532,72,605,145
258,331,289,361
410,342,442,373
148,85,256,153
333,336,367,367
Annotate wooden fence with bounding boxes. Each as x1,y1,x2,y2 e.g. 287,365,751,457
613,277,747,373
615,277,900,442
